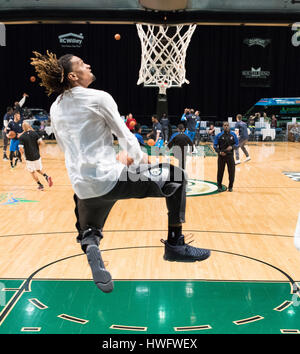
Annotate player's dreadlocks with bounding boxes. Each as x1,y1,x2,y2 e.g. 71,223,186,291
30,51,74,96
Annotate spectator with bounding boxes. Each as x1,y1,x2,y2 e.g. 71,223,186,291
207,124,215,143
263,112,270,124
125,113,137,131
290,123,300,142
247,115,255,138
271,115,277,129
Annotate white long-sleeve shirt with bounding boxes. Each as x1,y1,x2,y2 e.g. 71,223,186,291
18,95,27,107
50,86,144,199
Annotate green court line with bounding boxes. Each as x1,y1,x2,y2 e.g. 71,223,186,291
0,279,299,334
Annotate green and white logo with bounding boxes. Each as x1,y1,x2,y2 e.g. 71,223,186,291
187,179,225,196
0,193,38,206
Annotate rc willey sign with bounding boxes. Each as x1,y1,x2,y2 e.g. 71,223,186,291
58,33,84,47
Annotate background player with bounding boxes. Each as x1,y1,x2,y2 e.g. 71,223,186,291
160,113,169,144
133,123,146,146
168,124,193,170
18,121,53,190
181,109,197,153
6,111,23,168
235,114,251,165
214,121,239,192
2,107,14,160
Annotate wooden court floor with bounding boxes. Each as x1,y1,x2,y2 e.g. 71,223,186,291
0,140,299,334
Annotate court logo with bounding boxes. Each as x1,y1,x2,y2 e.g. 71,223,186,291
282,172,300,181
242,67,270,79
58,33,84,48
0,193,39,206
149,167,162,176
0,282,6,306
187,179,222,196
291,22,300,46
243,38,271,48
0,23,6,46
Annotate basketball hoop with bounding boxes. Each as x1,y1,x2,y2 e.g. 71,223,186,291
136,23,197,89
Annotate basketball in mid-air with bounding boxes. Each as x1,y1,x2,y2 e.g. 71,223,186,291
147,139,155,146
129,120,136,128
30,76,36,82
114,33,121,40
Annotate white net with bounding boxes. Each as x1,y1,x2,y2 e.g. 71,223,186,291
136,23,197,90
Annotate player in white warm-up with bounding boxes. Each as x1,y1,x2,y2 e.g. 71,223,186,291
30,51,210,294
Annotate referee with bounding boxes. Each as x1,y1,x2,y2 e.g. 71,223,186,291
213,121,239,192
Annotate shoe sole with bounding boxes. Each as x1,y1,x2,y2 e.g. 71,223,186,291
163,250,211,263
86,245,114,293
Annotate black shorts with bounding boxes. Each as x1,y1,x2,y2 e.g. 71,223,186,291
74,163,187,240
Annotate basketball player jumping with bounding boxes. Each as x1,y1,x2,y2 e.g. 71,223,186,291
30,51,210,293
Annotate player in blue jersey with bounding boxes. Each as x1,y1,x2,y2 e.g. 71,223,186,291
6,111,23,168
181,109,197,153
168,124,193,170
2,107,14,160
133,123,145,146
149,114,164,149
160,113,170,144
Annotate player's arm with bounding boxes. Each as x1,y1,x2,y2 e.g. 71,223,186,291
5,122,12,138
18,93,29,108
155,129,161,143
3,115,9,133
99,92,148,166
38,137,45,146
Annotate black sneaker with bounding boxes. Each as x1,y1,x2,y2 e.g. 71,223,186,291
37,184,44,190
86,245,114,293
161,236,211,262
217,187,223,192
228,188,233,192
3,155,8,161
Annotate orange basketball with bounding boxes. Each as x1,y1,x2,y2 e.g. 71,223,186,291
30,76,36,82
129,120,136,128
114,33,121,40
7,131,16,139
147,139,155,146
